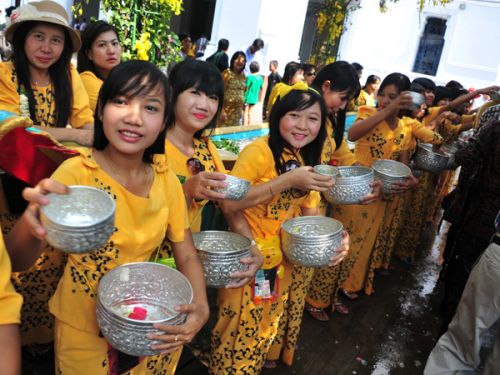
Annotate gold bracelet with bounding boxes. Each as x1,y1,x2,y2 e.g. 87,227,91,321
269,182,275,196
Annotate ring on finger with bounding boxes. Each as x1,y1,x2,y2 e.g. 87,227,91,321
174,334,179,343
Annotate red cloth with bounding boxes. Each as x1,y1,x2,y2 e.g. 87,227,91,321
0,127,79,186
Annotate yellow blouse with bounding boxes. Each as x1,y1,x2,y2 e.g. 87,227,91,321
321,118,356,166
0,61,93,128
165,137,226,232
231,136,321,237
0,231,23,325
48,148,189,334
422,106,442,128
356,89,375,108
401,116,443,153
79,71,103,115
354,106,411,166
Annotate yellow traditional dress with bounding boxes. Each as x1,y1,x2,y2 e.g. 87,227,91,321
0,61,94,345
209,136,321,373
0,230,23,326
47,149,189,374
220,69,246,127
356,89,375,108
79,70,103,114
342,106,413,295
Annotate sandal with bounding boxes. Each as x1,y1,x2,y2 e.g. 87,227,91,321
340,288,359,301
332,302,349,315
264,360,278,369
305,304,330,321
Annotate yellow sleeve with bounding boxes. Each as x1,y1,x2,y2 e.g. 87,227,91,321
69,65,94,128
355,105,377,121
230,138,274,183
79,71,102,115
50,153,88,185
165,168,190,242
410,119,443,145
332,138,356,166
422,106,442,128
206,139,228,173
0,231,23,325
0,62,21,115
267,83,286,116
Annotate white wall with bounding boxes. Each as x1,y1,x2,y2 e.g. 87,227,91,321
207,0,309,74
339,0,500,89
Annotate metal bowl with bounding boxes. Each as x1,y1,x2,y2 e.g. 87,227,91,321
326,166,373,205
41,186,115,253
96,262,193,357
414,143,450,173
372,159,411,194
408,92,425,111
213,174,250,201
281,216,343,267
193,231,251,288
313,164,339,178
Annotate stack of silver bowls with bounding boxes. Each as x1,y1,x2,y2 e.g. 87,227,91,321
193,231,251,288
320,165,373,205
413,143,450,173
372,159,411,194
281,216,343,267
41,186,115,253
96,262,193,356
213,174,250,201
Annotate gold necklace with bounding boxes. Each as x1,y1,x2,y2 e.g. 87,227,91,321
99,152,150,189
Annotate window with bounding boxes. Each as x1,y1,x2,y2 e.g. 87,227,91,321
413,17,447,76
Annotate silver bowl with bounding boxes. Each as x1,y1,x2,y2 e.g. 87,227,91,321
313,164,339,179
327,166,373,205
193,231,251,288
408,92,425,111
41,186,115,253
414,143,450,173
96,262,193,357
372,159,411,194
281,216,343,267
213,174,250,201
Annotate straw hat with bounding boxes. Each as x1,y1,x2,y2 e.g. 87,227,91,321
5,1,81,52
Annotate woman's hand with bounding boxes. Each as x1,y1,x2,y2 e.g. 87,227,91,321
328,231,350,267
386,91,414,114
226,243,264,288
389,174,419,194
149,302,210,354
359,179,383,204
476,85,500,96
286,166,335,193
183,172,227,202
21,179,69,240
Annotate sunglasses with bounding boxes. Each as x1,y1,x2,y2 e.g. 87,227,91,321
187,157,205,175
280,160,307,198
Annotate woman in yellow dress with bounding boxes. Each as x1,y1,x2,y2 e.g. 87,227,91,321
0,0,94,351
266,61,305,119
78,21,121,114
219,51,246,127
345,73,420,296
305,62,383,320
212,86,348,373
355,74,380,108
8,60,209,375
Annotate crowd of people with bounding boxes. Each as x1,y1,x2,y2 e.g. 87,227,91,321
0,1,499,375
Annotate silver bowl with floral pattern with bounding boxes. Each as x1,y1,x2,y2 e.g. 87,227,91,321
96,262,193,357
328,166,373,205
213,174,250,201
41,186,115,253
193,231,251,288
372,159,411,194
414,143,450,173
281,216,343,267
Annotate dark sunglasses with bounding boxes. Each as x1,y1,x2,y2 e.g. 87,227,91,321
187,157,205,175
280,160,307,198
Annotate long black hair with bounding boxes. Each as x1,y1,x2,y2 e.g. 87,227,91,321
166,59,224,139
93,60,170,163
268,89,327,175
311,61,360,149
229,51,246,74
282,62,303,85
77,21,120,79
12,21,73,128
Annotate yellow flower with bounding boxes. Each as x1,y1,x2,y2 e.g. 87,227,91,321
317,11,327,32
134,32,152,61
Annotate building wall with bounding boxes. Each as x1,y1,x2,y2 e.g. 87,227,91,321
338,0,500,88
207,0,309,74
